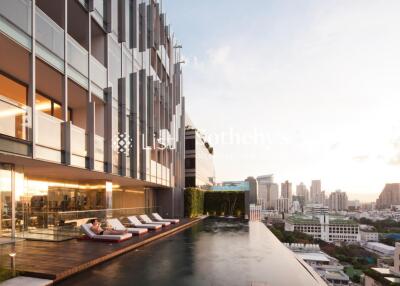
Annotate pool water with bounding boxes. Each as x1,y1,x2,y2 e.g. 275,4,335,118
57,218,324,286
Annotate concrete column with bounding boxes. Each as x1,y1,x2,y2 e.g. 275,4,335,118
118,77,127,176
28,0,37,158
62,0,71,165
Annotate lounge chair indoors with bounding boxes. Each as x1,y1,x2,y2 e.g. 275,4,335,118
107,218,148,235
126,216,162,230
81,223,132,242
139,214,171,227
152,213,180,224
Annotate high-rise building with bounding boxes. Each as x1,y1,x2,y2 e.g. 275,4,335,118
246,177,259,205
257,175,278,210
281,180,292,204
376,184,400,209
0,0,185,240
277,197,289,213
184,117,215,190
328,190,348,211
310,180,322,204
296,182,309,203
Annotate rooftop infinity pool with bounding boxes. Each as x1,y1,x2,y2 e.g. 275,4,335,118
57,218,325,286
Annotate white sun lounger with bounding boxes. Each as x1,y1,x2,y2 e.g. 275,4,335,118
139,214,171,227
152,213,179,224
126,216,162,230
81,223,132,241
107,218,148,235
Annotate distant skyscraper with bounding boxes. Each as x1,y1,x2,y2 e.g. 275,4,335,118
296,182,309,203
310,180,322,204
277,197,289,213
328,190,348,211
267,183,279,209
246,177,259,205
281,180,293,204
257,175,278,210
376,184,400,209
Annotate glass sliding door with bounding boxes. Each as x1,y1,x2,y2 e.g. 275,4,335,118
0,163,14,239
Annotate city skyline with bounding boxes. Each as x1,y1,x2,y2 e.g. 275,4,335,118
164,0,400,202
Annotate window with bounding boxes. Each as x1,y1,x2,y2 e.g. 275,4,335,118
185,138,195,150
0,74,27,105
36,93,52,115
35,92,72,120
185,158,195,169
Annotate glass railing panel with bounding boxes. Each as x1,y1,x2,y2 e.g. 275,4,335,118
71,124,87,157
36,111,61,150
0,95,31,141
94,134,104,162
90,56,107,89
93,0,104,18
35,7,64,59
67,35,88,77
126,157,130,176
151,160,157,176
14,206,161,241
0,0,31,35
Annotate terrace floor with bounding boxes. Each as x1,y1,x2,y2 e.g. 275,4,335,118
0,218,202,283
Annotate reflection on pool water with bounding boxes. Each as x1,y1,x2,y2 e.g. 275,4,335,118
58,218,325,286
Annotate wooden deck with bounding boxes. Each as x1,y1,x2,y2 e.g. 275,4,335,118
0,218,202,283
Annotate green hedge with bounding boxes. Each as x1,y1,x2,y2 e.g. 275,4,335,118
184,188,205,218
184,189,246,218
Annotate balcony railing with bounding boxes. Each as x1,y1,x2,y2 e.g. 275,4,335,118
13,206,160,240
90,56,107,89
36,111,62,150
0,95,31,141
68,35,88,77
0,0,31,35
94,134,104,162
71,124,87,157
93,0,104,19
36,7,64,59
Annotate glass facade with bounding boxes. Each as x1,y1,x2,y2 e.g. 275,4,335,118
184,129,215,190
0,164,149,241
0,164,13,237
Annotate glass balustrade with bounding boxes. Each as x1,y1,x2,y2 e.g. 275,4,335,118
94,134,104,162
0,95,31,141
14,206,160,241
90,56,107,89
0,0,31,35
35,111,62,150
93,0,104,18
70,124,87,157
68,35,88,77
35,7,64,59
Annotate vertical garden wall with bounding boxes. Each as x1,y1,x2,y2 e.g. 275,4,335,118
184,188,205,218
184,189,245,218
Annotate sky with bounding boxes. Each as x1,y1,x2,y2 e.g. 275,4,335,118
163,0,400,202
